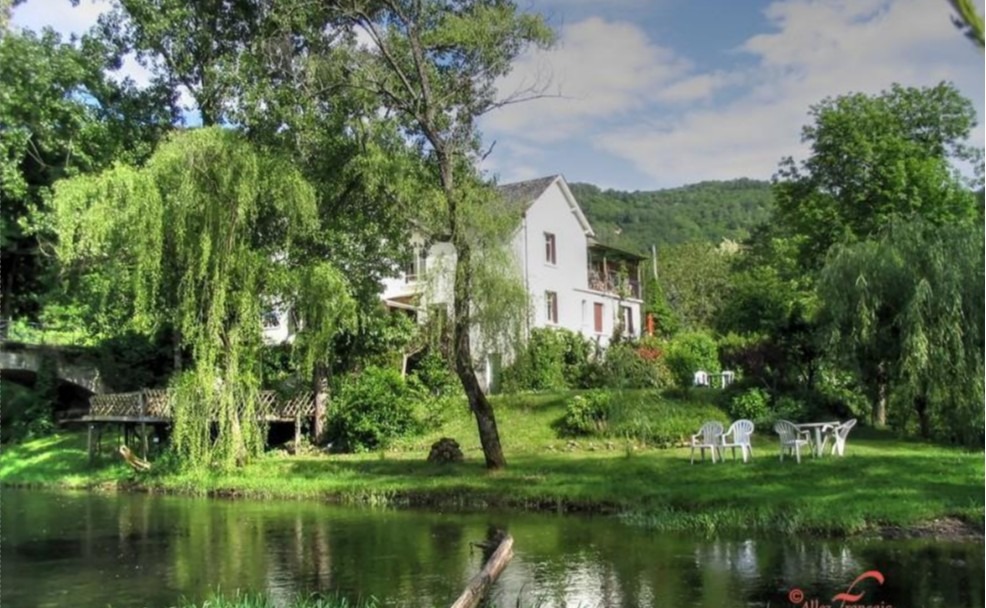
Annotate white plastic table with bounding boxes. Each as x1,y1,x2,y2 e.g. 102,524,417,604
796,421,840,457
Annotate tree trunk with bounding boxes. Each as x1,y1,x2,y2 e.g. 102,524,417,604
452,243,506,470
312,362,330,443
874,364,888,427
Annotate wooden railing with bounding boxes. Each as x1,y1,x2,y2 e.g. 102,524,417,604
89,389,314,421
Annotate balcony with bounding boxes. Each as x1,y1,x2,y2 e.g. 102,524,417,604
587,239,645,300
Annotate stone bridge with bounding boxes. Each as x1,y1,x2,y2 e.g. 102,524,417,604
0,341,105,395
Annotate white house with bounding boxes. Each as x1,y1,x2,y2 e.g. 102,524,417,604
380,175,645,383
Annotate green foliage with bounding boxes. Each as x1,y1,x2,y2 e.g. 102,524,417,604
773,82,981,275
329,366,423,452
593,342,665,390
51,128,330,470
561,389,729,446
562,392,611,435
818,220,984,445
501,328,579,392
0,377,56,443
94,329,174,392
570,179,774,252
411,351,461,398
728,388,770,423
665,332,720,388
0,27,172,319
655,242,734,331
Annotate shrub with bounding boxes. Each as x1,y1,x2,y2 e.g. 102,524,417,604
729,387,770,422
598,343,664,389
665,331,720,388
329,366,422,452
501,328,597,392
412,351,461,398
562,391,612,434
561,389,729,447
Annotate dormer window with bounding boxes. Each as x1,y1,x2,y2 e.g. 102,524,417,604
544,232,556,265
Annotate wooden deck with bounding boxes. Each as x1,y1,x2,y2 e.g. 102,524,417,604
84,389,316,460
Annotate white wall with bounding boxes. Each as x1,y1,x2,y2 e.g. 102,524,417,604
514,179,642,347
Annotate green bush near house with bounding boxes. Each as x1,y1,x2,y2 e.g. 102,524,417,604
328,366,424,452
665,331,720,388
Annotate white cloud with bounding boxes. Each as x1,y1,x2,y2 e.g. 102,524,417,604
485,17,690,142
597,0,986,186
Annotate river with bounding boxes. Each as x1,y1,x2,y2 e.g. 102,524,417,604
1,489,981,608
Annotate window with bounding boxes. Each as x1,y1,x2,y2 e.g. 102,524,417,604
546,291,559,323
404,247,428,282
593,302,604,333
262,310,280,329
622,305,635,335
544,232,556,265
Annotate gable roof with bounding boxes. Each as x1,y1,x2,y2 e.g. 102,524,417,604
496,175,595,236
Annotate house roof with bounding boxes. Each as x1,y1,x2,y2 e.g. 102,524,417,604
497,175,595,236
496,175,560,210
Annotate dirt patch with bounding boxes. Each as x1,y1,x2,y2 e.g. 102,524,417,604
880,517,984,541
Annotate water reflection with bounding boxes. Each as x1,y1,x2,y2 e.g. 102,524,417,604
1,490,981,608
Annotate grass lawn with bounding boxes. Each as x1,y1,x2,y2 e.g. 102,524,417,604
2,391,982,536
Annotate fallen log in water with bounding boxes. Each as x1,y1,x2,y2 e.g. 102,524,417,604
450,531,514,608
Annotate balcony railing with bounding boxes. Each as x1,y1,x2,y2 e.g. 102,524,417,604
587,271,641,299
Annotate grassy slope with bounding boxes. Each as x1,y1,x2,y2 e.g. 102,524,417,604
2,392,982,536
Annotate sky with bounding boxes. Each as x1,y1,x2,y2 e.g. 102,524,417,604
12,0,986,191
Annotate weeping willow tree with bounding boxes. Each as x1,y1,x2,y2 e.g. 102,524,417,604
52,127,341,469
817,220,984,445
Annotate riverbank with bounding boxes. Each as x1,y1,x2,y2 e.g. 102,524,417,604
2,393,983,538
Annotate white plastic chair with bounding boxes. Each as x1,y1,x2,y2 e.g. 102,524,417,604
823,418,857,456
693,370,709,387
721,419,755,463
690,421,724,464
721,370,735,387
774,419,812,463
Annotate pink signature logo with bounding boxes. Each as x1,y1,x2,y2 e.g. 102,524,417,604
786,570,891,608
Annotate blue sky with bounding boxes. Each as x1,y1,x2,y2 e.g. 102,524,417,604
13,0,986,191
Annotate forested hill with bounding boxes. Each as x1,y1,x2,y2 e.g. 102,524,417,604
570,178,774,252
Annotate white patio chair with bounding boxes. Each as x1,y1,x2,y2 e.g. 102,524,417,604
690,421,724,464
693,370,709,387
824,418,857,456
774,419,812,463
721,419,755,463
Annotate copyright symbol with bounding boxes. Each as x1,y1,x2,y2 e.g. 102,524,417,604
788,588,805,604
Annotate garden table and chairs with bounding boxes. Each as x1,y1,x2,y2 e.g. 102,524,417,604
794,420,841,457
774,418,858,463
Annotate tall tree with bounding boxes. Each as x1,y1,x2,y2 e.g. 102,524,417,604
51,128,349,469
0,28,173,322
337,0,553,469
95,0,263,125
772,82,981,275
818,220,984,443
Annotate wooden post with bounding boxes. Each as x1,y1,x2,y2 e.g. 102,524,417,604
294,413,301,450
87,424,95,463
139,390,149,459
450,532,514,608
